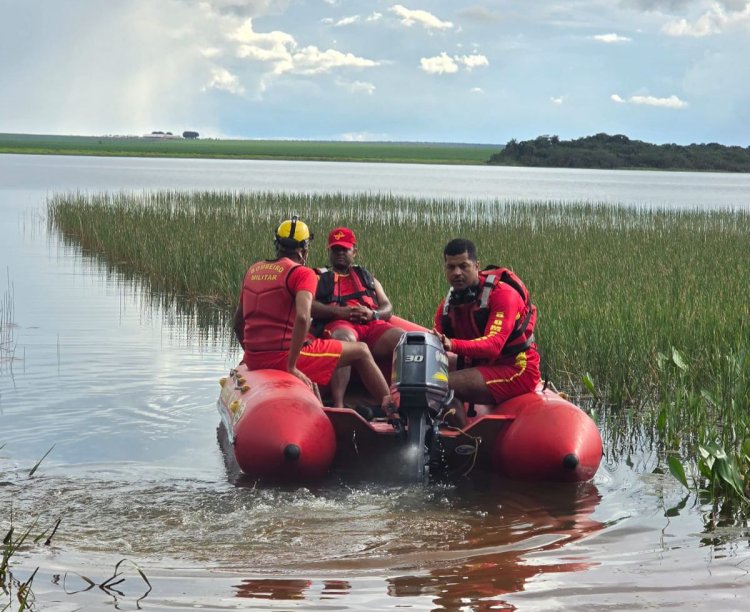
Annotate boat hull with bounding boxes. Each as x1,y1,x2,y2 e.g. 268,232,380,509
218,365,602,484
218,368,336,481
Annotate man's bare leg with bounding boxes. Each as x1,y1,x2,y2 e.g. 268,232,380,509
328,328,357,407
337,341,393,410
442,368,494,427
370,327,405,361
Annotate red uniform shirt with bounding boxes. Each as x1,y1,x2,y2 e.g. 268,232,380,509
239,258,343,386
239,258,317,353
433,282,536,366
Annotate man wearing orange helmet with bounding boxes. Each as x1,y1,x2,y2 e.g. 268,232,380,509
233,217,395,412
311,227,405,408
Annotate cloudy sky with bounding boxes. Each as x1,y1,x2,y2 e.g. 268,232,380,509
1,0,748,145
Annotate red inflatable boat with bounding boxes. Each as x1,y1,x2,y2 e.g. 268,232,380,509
217,327,602,484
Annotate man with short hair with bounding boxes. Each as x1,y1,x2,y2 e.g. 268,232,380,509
432,238,540,417
233,217,395,413
311,227,404,408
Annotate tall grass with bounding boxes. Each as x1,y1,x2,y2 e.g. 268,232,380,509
47,190,750,507
48,191,750,396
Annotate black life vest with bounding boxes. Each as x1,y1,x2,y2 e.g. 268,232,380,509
311,266,379,337
440,266,535,356
314,265,378,309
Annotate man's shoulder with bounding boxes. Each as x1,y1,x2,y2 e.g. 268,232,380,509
352,265,377,283
291,264,315,277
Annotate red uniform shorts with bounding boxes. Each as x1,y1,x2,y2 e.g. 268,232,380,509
244,338,343,386
475,349,541,403
322,319,393,350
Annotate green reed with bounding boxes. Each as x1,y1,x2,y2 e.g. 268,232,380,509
1,448,58,611
0,272,14,369
47,191,750,399
47,191,750,507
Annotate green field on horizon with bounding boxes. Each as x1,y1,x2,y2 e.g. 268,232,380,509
0,132,498,165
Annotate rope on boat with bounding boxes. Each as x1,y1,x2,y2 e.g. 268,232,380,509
440,408,482,477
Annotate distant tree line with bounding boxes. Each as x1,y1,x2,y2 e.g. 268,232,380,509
488,133,750,172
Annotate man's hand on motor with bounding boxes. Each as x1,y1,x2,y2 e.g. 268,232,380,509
431,327,453,352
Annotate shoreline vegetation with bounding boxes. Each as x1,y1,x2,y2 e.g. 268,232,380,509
0,133,495,165
489,133,750,173
3,132,749,171
47,191,750,511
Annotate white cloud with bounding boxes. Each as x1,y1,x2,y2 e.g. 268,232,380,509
390,4,453,30
593,33,632,43
231,18,296,74
337,79,376,94
420,52,459,74
631,94,688,108
292,47,378,74
662,2,750,37
324,12,381,26
551,96,564,105
470,87,484,94
334,15,360,27
230,18,378,79
340,131,388,141
456,53,489,70
611,93,688,108
201,47,222,57
420,52,488,74
206,67,245,94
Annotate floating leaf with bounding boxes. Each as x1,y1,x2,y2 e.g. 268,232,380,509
668,456,689,489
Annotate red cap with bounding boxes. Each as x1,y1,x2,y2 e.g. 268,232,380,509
327,227,356,249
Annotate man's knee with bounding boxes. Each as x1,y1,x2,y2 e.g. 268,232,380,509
332,328,357,342
341,340,372,361
448,369,493,404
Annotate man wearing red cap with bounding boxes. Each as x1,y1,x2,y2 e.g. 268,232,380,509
233,217,396,415
311,227,405,408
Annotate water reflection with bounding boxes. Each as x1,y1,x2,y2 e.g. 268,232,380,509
385,480,602,611
234,578,353,602
225,480,603,610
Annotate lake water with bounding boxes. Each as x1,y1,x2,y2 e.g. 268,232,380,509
1,154,749,611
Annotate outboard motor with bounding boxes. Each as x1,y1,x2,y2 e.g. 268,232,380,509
391,331,451,412
390,331,452,481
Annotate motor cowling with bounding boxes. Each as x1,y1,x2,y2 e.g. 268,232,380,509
390,331,451,412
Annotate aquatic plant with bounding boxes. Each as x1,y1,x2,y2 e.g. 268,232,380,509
1,448,59,611
0,272,15,371
47,191,750,407
652,348,750,519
